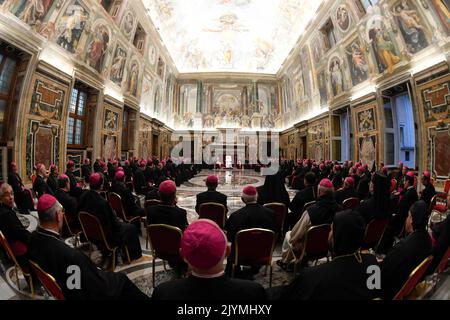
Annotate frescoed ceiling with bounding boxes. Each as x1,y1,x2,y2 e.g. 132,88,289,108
142,0,324,74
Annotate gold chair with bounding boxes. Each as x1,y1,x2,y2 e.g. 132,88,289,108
232,228,276,287
29,260,65,300
0,231,34,296
78,211,131,271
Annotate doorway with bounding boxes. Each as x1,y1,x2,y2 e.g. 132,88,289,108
382,82,416,168
331,108,350,162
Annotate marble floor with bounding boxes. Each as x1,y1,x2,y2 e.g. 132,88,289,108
0,169,449,300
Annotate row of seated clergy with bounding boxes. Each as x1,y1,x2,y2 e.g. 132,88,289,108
28,194,149,300
274,201,434,300
280,179,341,266
77,173,143,261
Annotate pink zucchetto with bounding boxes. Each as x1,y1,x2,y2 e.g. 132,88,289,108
180,219,227,270
206,175,219,185
158,180,177,195
115,170,125,181
242,186,257,196
319,178,333,189
37,194,57,213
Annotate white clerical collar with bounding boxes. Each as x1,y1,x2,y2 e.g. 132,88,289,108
191,270,225,279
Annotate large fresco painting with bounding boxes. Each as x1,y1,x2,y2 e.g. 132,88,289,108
55,0,89,54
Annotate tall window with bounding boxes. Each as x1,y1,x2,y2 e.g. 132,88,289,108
67,88,87,147
0,48,18,142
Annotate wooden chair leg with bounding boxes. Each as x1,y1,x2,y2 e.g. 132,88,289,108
123,246,131,264
111,248,116,272
231,264,236,278
152,257,155,288
15,266,20,291
269,264,273,288
28,275,34,297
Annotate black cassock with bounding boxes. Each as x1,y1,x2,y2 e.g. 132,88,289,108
28,228,148,300
46,175,58,194
7,172,34,214
78,190,142,260
81,164,92,183
420,183,436,207
278,254,381,300
54,188,80,231
381,229,432,299
153,275,266,301
195,190,228,213
33,175,54,198
110,181,145,218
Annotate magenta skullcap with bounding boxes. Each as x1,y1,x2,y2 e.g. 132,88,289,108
406,171,415,178
206,175,218,185
37,194,57,213
344,177,355,186
159,180,176,195
115,170,125,181
423,171,431,178
58,174,69,181
116,166,124,172
319,178,333,189
243,185,257,196
67,160,75,168
180,219,227,269
89,173,103,188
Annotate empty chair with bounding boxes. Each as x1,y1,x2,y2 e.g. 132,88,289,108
198,202,227,229
393,255,434,300
292,224,331,274
29,260,64,300
147,224,183,288
231,228,276,287
78,211,130,271
342,197,360,210
0,231,34,295
263,202,286,239
362,218,389,250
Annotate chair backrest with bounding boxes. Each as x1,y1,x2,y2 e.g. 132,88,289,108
144,199,162,209
29,260,65,300
363,218,389,249
342,197,360,210
147,224,183,262
304,224,331,260
263,203,286,235
393,255,434,300
0,231,29,275
234,228,275,266
303,201,316,212
444,180,450,194
198,202,227,228
108,192,126,221
437,245,450,274
78,211,112,251
429,195,437,215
